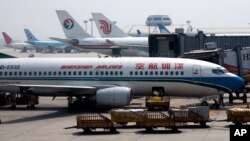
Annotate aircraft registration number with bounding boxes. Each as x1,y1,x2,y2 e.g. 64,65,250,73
0,65,20,69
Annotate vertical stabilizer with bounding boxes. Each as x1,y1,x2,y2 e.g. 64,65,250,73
56,10,92,38
24,29,39,42
157,24,170,34
91,13,129,38
2,32,13,44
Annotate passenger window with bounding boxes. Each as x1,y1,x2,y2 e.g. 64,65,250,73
175,71,178,75
130,71,133,75
140,71,143,75
135,71,138,75
63,71,66,75
115,71,118,75
14,72,17,76
0,72,2,76
160,71,163,75
39,72,42,76
54,71,57,76
29,72,32,76
58,72,61,76
44,72,47,75
84,71,87,75
34,72,37,76
73,71,76,75
170,71,173,75
19,72,22,76
89,71,93,75
78,71,82,75
150,71,153,75
110,71,113,75
96,71,99,75
155,71,158,75
145,71,148,75
101,71,104,75
165,71,168,75
105,71,108,75
68,71,71,75
24,72,27,76
4,72,8,76
181,71,184,75
120,71,123,75
9,72,12,76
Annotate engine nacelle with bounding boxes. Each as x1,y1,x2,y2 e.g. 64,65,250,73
96,87,131,107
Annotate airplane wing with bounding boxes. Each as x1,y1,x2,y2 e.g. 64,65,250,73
7,84,120,96
106,39,148,51
50,37,79,45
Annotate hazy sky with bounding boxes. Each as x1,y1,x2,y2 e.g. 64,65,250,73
0,0,250,40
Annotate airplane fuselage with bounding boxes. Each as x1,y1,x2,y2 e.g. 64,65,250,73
0,58,244,98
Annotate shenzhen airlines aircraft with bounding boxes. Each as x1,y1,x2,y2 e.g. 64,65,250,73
0,57,244,107
2,32,34,52
53,10,148,56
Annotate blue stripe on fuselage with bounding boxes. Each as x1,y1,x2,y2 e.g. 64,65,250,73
0,76,242,92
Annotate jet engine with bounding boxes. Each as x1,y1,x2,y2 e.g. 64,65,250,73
95,87,132,107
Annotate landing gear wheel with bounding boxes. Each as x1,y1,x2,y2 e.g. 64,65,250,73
229,93,233,104
243,93,247,103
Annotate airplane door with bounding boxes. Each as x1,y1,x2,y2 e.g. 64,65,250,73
193,65,201,82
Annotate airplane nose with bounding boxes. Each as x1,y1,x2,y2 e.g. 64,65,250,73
232,76,245,91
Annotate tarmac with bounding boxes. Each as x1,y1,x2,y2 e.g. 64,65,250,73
0,96,249,141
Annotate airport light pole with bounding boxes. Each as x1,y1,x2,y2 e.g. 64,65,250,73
84,20,88,32
89,18,93,36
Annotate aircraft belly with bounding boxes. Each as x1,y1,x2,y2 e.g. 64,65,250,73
0,80,222,97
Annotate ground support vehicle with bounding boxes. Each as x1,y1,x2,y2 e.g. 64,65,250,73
0,93,38,109
227,108,250,125
136,111,180,132
145,96,170,110
110,109,146,125
169,106,210,127
76,113,116,133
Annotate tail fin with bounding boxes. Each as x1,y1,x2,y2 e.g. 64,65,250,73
2,32,13,44
157,24,170,34
136,29,142,37
55,10,92,38
24,29,39,42
91,13,129,38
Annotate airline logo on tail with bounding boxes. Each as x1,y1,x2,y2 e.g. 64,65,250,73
99,20,112,34
27,33,33,40
63,19,74,29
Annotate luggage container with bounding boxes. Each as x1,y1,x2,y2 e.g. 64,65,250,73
227,108,250,125
169,106,210,127
110,109,146,125
136,111,179,132
76,113,116,133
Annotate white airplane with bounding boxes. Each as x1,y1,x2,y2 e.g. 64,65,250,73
2,32,34,52
53,10,148,56
91,12,130,38
0,57,245,107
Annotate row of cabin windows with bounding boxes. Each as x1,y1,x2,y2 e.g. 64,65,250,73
0,71,124,76
0,70,184,77
130,71,184,76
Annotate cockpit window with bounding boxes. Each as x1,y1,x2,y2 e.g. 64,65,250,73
212,67,227,75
